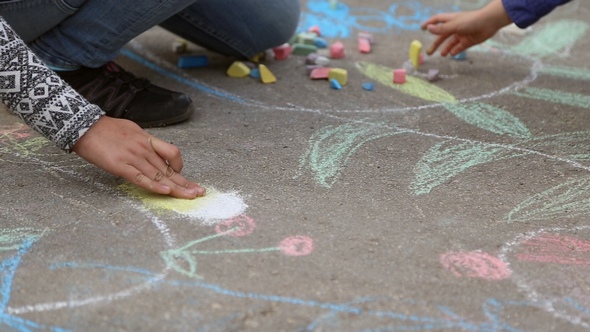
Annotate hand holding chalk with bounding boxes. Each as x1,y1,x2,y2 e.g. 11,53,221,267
72,116,205,199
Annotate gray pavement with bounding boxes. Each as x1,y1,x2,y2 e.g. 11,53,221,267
2,0,590,330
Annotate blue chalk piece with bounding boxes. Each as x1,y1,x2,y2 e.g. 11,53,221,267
178,55,209,68
452,51,467,61
330,78,342,90
250,68,261,79
314,38,328,49
362,82,374,91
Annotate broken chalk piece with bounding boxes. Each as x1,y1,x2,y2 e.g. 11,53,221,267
250,68,261,79
315,56,330,66
308,25,321,36
419,53,425,65
296,32,318,45
330,78,342,90
249,52,266,63
330,41,345,59
259,64,277,84
362,82,374,91
310,67,331,80
172,39,188,54
427,69,440,82
393,69,406,84
178,55,209,68
273,43,292,60
314,38,328,49
453,51,467,61
227,61,251,78
328,68,348,86
293,43,318,56
358,31,374,44
305,53,320,65
306,65,323,75
409,40,423,69
358,38,371,53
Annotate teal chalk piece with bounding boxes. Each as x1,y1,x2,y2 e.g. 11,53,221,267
362,82,374,91
330,78,342,90
178,55,209,68
452,51,467,61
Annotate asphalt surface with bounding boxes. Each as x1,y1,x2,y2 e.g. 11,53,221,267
2,0,590,331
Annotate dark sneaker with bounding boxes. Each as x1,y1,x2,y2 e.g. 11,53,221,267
57,62,193,127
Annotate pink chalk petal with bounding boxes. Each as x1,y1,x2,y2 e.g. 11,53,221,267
214,215,256,237
280,236,314,256
440,252,511,280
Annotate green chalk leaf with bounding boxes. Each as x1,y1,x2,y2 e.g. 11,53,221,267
511,20,588,59
507,176,590,223
521,131,590,162
298,122,399,188
443,102,531,138
513,87,590,110
411,141,517,195
0,228,44,251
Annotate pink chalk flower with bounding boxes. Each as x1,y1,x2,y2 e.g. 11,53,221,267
279,236,314,256
214,215,255,237
440,251,511,280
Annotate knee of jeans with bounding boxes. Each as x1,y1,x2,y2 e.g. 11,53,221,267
251,1,300,53
63,0,87,9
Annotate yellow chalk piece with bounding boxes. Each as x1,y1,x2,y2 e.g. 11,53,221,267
356,61,457,103
328,68,348,86
226,61,251,78
410,40,423,69
259,64,277,84
249,52,266,63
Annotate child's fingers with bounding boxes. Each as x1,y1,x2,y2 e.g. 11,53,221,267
440,37,460,57
421,13,456,30
426,34,451,55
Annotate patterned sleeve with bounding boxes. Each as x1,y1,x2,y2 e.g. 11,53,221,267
0,16,104,151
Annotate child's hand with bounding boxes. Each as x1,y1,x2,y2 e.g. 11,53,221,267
421,0,512,56
72,116,206,199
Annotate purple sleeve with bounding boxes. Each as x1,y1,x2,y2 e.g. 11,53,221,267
502,0,572,28
0,16,104,151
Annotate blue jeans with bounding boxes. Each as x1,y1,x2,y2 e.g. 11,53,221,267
0,0,300,69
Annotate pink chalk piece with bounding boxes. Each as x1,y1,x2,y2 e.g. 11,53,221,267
515,233,590,266
357,31,374,44
393,69,406,84
272,43,292,60
310,67,332,80
214,215,256,237
440,252,511,280
330,41,345,59
308,25,321,36
280,236,314,256
358,38,371,53
419,53,424,65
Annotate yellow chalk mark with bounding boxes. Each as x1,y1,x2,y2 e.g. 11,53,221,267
120,183,217,214
356,62,457,104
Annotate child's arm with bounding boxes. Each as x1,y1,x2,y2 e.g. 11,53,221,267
421,0,512,57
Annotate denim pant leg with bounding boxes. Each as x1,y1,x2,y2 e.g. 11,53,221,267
159,0,300,58
0,0,87,43
28,0,196,69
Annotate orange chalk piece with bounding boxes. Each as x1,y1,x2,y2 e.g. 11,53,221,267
308,25,321,36
328,68,348,86
227,61,251,78
259,64,277,84
330,41,345,59
393,69,406,84
358,38,371,53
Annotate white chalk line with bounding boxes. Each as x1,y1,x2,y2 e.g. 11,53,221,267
499,225,590,328
3,154,176,315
